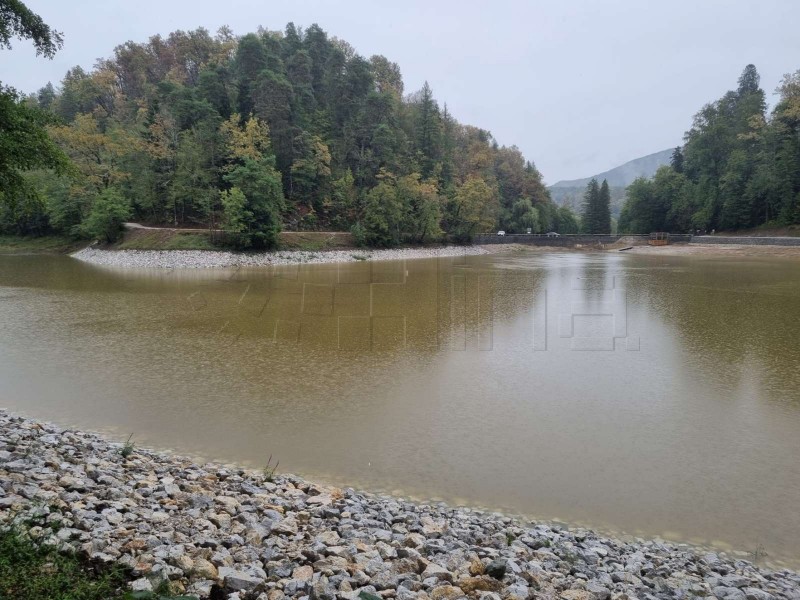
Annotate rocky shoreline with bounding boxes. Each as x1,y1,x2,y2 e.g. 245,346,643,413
1,411,798,600
70,245,495,269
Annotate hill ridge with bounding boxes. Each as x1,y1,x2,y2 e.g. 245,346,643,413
551,148,674,189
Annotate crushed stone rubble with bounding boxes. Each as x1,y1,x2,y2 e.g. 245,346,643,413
71,245,494,269
1,411,798,600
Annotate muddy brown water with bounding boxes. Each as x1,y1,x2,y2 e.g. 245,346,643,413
1,251,799,567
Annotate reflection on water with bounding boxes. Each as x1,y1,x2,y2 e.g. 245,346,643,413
1,251,799,567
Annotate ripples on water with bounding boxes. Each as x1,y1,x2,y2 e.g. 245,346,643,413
1,251,799,567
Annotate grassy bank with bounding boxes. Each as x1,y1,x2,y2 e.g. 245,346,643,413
117,229,356,252
0,235,84,254
116,229,217,251
0,524,193,600
0,229,358,255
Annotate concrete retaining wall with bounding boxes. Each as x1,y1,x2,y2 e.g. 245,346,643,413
473,234,631,246
473,234,695,246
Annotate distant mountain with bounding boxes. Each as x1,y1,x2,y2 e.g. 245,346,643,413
550,149,674,189
548,149,674,218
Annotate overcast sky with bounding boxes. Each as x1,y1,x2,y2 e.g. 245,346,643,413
5,0,800,183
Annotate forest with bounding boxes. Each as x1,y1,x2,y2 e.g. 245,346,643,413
619,64,800,234
1,21,579,247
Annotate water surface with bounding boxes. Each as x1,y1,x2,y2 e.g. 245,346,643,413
1,251,799,566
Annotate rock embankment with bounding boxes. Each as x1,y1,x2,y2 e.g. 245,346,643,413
1,411,798,600
71,245,491,269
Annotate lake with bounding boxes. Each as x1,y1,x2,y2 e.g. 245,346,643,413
1,250,799,567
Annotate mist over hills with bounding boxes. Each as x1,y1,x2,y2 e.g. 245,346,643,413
548,148,674,216
551,149,674,188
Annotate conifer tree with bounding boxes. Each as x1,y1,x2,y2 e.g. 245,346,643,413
581,178,599,233
598,179,612,233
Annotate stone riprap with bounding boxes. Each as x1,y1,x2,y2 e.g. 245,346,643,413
71,245,492,269
1,411,798,600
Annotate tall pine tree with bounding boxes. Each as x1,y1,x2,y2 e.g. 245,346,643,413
598,179,612,233
581,178,599,233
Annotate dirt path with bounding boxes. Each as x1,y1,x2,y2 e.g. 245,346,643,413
123,222,214,233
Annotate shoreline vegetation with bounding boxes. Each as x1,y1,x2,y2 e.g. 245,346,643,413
5,233,800,266
2,410,799,600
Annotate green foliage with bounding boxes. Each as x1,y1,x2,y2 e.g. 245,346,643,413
446,176,498,242
223,158,283,248
580,178,611,233
507,197,540,233
555,205,580,233
81,187,131,243
263,454,279,482
350,221,367,247
3,21,563,246
220,186,251,248
362,178,406,247
597,180,612,233
0,523,194,599
119,433,135,458
0,88,70,233
622,64,800,233
0,0,63,57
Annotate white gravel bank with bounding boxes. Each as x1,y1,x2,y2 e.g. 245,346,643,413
71,245,493,269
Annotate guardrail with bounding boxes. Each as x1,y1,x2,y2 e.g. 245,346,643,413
473,234,639,246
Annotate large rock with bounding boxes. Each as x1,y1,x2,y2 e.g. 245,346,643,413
430,585,465,600
130,578,153,593
192,558,218,580
456,577,503,594
272,516,299,536
218,567,262,592
309,575,337,600
744,590,774,600
422,563,454,582
307,494,333,506
485,559,507,580
561,591,593,600
292,565,314,581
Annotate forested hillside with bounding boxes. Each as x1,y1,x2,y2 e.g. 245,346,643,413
1,24,578,247
619,65,800,233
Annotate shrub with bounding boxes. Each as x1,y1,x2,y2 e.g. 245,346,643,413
81,188,131,243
